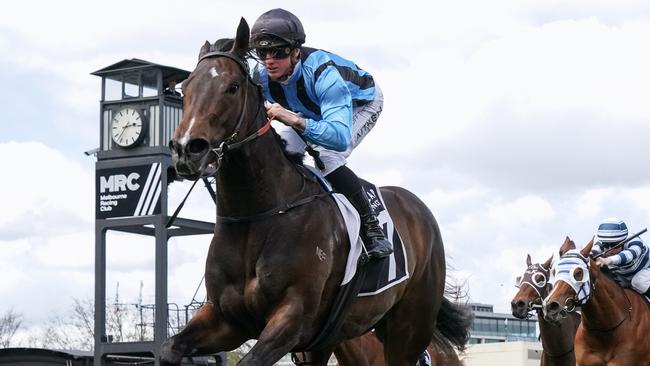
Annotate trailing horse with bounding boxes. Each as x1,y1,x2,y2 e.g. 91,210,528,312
332,297,469,366
159,18,458,366
510,237,580,366
543,239,650,366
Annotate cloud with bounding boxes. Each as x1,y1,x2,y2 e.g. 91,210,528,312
3,0,650,325
0,142,215,323
425,184,650,312
0,142,94,239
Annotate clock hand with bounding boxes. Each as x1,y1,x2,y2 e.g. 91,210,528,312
116,124,129,140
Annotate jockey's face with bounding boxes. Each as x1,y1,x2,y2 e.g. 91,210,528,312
602,241,623,255
261,48,300,81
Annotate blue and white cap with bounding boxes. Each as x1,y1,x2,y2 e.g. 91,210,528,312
596,217,628,243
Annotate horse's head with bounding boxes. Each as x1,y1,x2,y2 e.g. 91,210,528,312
170,18,262,180
543,238,594,323
511,253,552,319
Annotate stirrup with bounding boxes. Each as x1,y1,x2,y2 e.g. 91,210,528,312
362,237,393,261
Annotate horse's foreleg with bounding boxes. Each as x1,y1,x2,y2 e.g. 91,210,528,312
159,302,244,366
236,300,307,366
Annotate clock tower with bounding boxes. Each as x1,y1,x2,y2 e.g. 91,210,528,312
92,58,188,156
91,60,218,365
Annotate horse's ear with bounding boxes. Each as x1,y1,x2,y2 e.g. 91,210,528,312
232,17,250,57
542,255,553,270
559,236,575,255
199,40,212,61
526,254,532,267
580,236,595,257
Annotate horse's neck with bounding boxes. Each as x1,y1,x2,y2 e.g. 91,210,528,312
537,311,576,354
581,272,629,332
215,128,313,217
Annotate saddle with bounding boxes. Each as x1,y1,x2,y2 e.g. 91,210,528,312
291,169,409,353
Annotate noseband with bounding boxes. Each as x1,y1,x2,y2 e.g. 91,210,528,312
196,51,271,172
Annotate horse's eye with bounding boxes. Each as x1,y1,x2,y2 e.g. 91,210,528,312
572,267,584,282
226,82,240,94
533,273,546,287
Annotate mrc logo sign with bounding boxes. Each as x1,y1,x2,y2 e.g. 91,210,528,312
96,163,162,219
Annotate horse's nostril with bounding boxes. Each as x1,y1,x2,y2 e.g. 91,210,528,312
187,138,210,156
547,301,560,312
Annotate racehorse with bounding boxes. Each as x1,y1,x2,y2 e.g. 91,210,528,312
543,238,650,366
309,296,469,366
510,237,581,366
160,18,466,366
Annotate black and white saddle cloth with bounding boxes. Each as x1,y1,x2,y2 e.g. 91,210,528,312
306,167,409,297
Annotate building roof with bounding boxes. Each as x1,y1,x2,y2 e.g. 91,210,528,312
91,58,191,84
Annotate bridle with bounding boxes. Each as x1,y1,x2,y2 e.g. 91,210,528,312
196,51,272,174
516,263,550,315
166,50,272,228
178,50,331,225
517,262,580,358
551,252,594,314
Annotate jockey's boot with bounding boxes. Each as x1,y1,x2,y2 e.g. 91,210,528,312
326,165,393,260
348,189,393,260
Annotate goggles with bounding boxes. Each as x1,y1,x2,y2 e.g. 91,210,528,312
255,46,293,60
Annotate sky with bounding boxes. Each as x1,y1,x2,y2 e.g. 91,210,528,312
2,0,650,341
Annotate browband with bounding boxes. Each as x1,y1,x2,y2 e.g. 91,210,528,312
198,51,250,74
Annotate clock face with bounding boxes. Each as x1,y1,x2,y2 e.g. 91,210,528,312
111,107,145,148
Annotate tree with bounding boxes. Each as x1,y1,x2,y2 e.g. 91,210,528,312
25,298,95,351
28,280,159,351
0,308,23,347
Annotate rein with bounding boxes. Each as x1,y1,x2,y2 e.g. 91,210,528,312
166,51,272,228
556,252,632,333
173,50,331,225
582,282,632,332
216,191,331,223
198,52,271,173
544,345,575,359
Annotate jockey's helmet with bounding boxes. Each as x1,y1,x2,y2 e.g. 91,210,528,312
597,217,628,244
250,8,306,49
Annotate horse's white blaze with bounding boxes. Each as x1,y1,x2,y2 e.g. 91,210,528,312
209,67,219,78
179,117,196,146
544,285,560,306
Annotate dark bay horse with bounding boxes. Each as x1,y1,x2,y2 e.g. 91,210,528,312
510,237,580,366
160,18,458,365
543,239,650,366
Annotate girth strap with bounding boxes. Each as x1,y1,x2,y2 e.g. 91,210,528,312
217,192,331,223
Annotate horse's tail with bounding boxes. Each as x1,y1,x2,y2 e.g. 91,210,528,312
432,297,473,352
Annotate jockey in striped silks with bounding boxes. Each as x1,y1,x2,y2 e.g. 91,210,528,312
590,217,650,296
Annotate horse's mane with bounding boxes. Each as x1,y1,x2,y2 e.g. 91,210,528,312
206,38,305,166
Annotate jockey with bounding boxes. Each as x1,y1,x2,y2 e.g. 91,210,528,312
249,8,393,261
591,217,650,296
